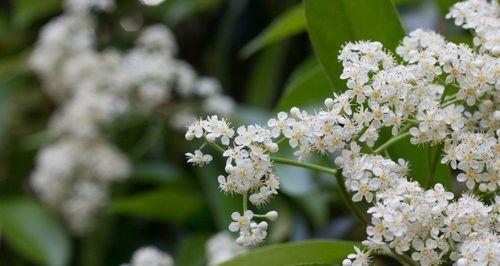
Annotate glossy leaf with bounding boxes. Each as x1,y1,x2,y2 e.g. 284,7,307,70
304,0,405,88
276,56,330,111
0,199,71,266
241,4,306,58
220,240,359,266
110,184,205,223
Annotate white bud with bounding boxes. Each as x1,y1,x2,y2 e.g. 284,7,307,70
266,143,279,153
290,107,300,118
324,98,334,108
185,132,195,140
265,211,278,221
342,259,352,266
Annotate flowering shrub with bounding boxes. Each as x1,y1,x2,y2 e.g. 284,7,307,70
29,0,234,234
185,0,499,265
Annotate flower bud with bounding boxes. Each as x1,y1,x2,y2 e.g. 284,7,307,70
185,132,195,140
342,259,352,266
257,221,268,230
290,107,300,118
324,98,334,109
265,211,278,221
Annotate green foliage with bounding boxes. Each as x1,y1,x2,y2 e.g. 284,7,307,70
220,240,359,266
110,182,206,224
175,234,210,266
0,199,71,266
276,56,330,111
304,0,405,89
12,0,60,29
241,4,306,58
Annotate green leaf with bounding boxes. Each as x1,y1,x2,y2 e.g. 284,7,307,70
13,0,60,29
0,199,71,266
175,234,210,266
110,184,205,223
276,56,331,111
245,43,287,109
130,161,183,184
220,240,359,266
304,0,405,89
241,4,306,58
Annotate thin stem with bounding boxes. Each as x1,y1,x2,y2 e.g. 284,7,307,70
207,141,225,153
270,157,338,176
335,171,368,225
441,98,461,108
374,131,411,154
242,193,248,211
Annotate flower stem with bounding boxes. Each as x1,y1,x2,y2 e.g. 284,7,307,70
243,193,248,211
374,131,411,154
335,171,369,225
270,157,338,176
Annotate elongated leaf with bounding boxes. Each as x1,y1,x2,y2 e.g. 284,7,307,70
110,184,205,223
241,4,306,58
175,234,210,266
304,0,405,88
0,199,71,266
245,43,287,109
13,0,60,29
220,240,359,266
276,56,330,111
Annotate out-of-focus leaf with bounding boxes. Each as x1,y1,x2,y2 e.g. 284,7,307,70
304,0,405,89
110,184,205,223
163,0,223,25
276,56,330,111
0,199,71,266
268,198,293,243
296,192,329,229
245,43,287,109
130,161,183,183
13,0,60,29
277,164,317,196
435,0,459,15
220,240,359,266
176,234,210,266
196,164,240,230
241,4,305,58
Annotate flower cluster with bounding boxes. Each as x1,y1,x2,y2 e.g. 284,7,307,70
447,0,499,54
184,0,498,263
30,0,233,234
123,246,173,266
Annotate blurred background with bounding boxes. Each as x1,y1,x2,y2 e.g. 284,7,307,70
0,0,471,265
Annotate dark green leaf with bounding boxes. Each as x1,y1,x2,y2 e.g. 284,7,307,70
241,4,306,58
245,43,287,109
13,0,60,29
110,185,205,223
0,199,71,266
276,56,330,111
176,234,210,266
304,0,405,89
130,161,183,183
220,240,359,266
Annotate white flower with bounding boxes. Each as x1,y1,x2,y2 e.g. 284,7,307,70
185,150,212,166
229,210,253,233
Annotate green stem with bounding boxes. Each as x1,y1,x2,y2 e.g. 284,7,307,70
335,171,368,225
207,141,225,153
441,98,461,108
271,157,338,176
243,193,248,211
374,132,411,154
